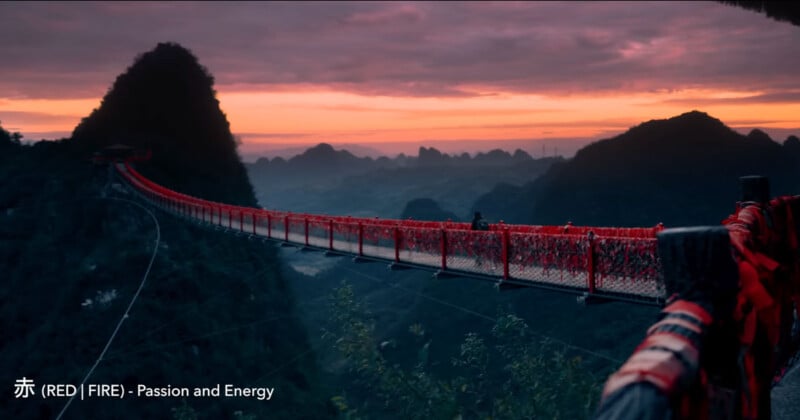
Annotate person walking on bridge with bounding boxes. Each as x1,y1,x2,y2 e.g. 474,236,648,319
470,212,489,267
470,211,488,231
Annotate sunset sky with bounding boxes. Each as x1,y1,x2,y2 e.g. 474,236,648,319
1,1,799,158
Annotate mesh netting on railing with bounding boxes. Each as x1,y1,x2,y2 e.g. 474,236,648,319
116,163,669,302
495,223,661,238
361,224,396,260
286,215,307,244
508,233,588,289
271,215,287,241
307,218,331,249
331,219,360,254
594,237,662,298
447,230,504,276
398,226,442,267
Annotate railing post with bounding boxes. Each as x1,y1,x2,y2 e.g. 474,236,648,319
304,217,310,246
252,213,257,235
239,211,244,232
284,215,289,242
587,231,596,295
229,208,233,229
502,228,510,280
358,222,364,256
218,206,222,225
267,214,272,238
441,228,448,271
394,226,401,263
329,219,334,250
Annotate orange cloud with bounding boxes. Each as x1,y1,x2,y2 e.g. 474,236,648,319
2,87,798,146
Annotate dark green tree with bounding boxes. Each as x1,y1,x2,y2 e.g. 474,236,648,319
0,121,22,148
324,282,604,419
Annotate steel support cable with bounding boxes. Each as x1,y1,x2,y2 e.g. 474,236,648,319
115,265,277,349
105,262,288,360
340,266,624,365
56,197,161,420
236,264,623,420
112,175,334,377
113,194,301,351
100,314,296,362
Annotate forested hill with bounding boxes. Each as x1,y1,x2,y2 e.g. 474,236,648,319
0,43,331,419
474,111,800,226
71,42,255,207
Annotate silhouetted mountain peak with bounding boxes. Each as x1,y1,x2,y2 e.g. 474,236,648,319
574,111,752,165
312,142,335,152
418,146,447,165
290,142,359,166
518,111,795,226
676,110,717,122
784,135,800,155
512,149,532,161
633,110,730,138
70,42,256,206
746,128,773,143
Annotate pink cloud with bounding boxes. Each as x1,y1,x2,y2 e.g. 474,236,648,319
0,1,797,100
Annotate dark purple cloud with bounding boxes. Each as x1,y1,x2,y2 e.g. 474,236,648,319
0,1,798,99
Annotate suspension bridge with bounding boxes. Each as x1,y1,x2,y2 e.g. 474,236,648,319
114,162,668,306
102,157,800,418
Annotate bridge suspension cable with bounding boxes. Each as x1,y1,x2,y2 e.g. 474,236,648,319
56,197,161,420
340,266,624,365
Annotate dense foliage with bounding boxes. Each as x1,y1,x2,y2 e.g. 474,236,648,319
322,283,603,419
0,142,331,419
0,121,23,149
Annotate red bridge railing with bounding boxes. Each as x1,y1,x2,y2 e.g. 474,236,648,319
115,162,666,303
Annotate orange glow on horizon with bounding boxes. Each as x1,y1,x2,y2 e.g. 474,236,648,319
2,87,799,147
